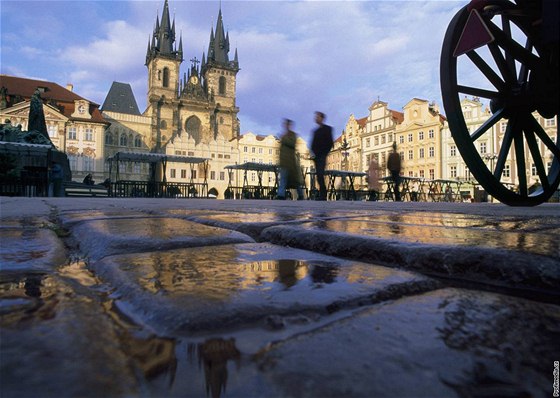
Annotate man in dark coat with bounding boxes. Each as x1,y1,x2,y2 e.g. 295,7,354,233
387,142,402,201
311,111,333,201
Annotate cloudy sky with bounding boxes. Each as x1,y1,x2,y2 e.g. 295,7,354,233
1,0,464,143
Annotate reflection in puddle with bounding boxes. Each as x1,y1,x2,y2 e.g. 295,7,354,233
0,274,57,321
309,214,559,257
122,249,341,299
188,338,241,398
92,218,227,239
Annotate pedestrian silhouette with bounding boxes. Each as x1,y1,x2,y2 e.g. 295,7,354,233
310,111,333,201
277,119,304,200
387,142,402,201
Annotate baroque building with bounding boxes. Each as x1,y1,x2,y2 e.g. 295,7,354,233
0,74,109,183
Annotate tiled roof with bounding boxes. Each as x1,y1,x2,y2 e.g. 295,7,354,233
390,110,404,124
0,74,107,124
356,116,367,127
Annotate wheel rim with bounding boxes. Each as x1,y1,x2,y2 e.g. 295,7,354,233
440,1,559,206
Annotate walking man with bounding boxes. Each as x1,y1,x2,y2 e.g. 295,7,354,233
387,142,402,201
311,111,333,201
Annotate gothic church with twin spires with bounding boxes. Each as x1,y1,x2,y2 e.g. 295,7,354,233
102,0,242,195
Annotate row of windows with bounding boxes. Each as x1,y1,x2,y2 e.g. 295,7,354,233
67,127,94,141
169,169,227,181
105,133,143,148
243,146,278,155
365,133,394,148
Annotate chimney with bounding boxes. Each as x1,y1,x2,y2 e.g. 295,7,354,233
66,83,74,92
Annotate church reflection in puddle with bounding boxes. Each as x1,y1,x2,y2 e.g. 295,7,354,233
187,338,241,398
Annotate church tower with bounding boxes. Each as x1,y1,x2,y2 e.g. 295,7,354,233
201,7,240,140
145,0,183,150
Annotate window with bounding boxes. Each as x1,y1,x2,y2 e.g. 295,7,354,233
428,129,434,139
120,134,127,146
429,169,435,179
464,111,472,119
259,148,263,154
105,133,113,145
545,118,556,127
450,165,457,178
252,147,255,153
68,127,77,140
48,125,57,138
163,67,170,88
408,133,413,142
170,169,176,178
210,171,216,180
83,156,94,172
408,171,414,177
69,155,78,171
429,147,435,157
399,135,404,144
418,131,424,140
374,137,379,146
450,145,457,157
419,148,425,158
134,163,141,174
388,133,393,142
480,142,487,154
219,76,226,95
408,150,413,160
381,152,386,165
366,138,370,148
181,169,187,179
244,146,248,152
501,122,507,133
186,116,201,144
191,170,197,179
84,128,93,141
503,164,510,178
134,136,142,148
419,170,425,178
220,172,225,181
381,135,386,144
531,163,537,176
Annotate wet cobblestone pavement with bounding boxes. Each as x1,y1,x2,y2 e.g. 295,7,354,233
1,198,559,398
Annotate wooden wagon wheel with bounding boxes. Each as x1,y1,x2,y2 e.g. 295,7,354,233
440,0,559,206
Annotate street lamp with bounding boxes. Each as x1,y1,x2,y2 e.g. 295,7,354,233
341,136,349,171
482,153,498,173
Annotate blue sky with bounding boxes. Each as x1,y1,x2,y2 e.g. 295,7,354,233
1,0,463,143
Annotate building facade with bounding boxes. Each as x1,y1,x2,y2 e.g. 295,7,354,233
0,75,109,183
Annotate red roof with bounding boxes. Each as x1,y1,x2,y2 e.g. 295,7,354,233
356,116,367,128
0,74,107,124
390,110,404,124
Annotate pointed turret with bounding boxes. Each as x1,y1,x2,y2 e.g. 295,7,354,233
203,6,239,71
145,0,182,65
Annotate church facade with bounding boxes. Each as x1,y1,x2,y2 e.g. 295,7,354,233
102,0,243,198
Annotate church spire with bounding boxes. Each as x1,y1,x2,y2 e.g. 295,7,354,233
204,6,239,71
145,0,182,65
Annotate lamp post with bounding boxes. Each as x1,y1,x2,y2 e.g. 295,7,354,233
341,136,349,171
482,153,498,174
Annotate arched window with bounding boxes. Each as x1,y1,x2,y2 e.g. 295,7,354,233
186,116,202,144
219,76,226,95
120,134,127,147
128,133,133,146
134,135,142,148
160,120,167,129
105,133,113,145
163,67,170,88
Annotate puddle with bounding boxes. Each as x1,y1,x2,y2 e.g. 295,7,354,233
303,214,559,258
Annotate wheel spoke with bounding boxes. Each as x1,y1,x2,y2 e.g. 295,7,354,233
514,132,527,196
501,15,517,79
525,125,550,190
457,85,499,100
518,38,532,84
488,41,515,84
486,19,541,70
466,50,506,91
471,108,504,141
494,115,517,179
527,114,560,159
